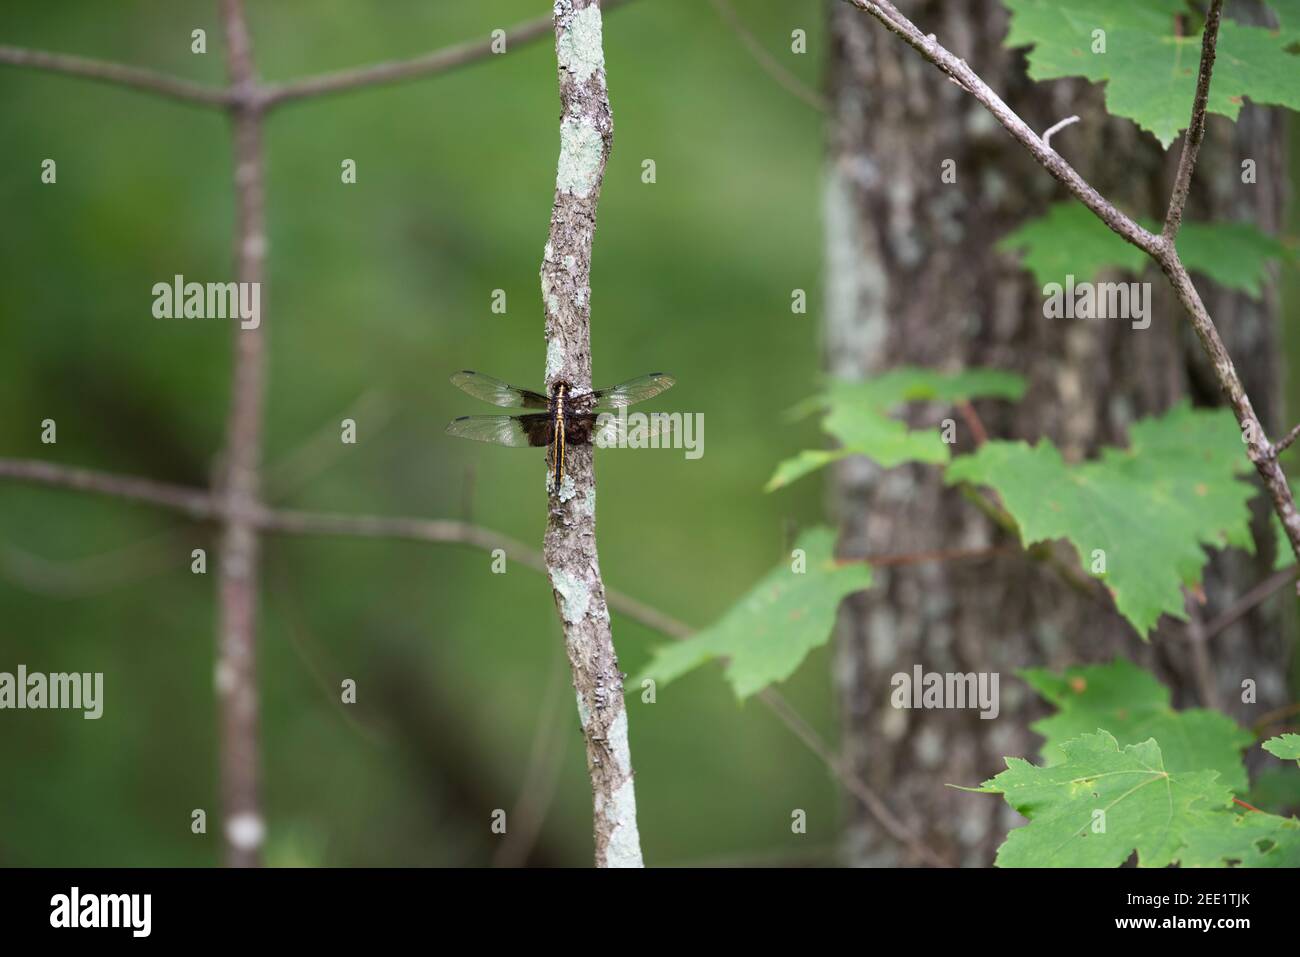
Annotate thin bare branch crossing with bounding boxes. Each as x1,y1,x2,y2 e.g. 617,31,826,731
841,0,1300,578
0,44,232,107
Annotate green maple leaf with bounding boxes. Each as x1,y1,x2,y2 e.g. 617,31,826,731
946,402,1255,637
766,367,1026,491
632,527,871,699
973,731,1232,867
1176,222,1295,298
1003,0,1300,148
1263,733,1300,765
1021,660,1252,790
997,202,1147,288
999,201,1292,297
1177,805,1300,867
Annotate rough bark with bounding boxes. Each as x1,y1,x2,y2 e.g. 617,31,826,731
541,0,643,869
827,0,1289,866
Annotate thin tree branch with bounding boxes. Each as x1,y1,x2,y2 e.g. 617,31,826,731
708,0,828,112
0,532,184,598
258,0,635,111
539,0,642,869
263,389,396,500
1275,423,1300,455
257,508,549,571
956,399,988,447
1183,589,1221,709
1,1,639,114
840,0,1300,577
215,0,268,869
837,544,1016,567
1202,565,1299,640
1162,0,1224,243
0,452,954,865
1252,701,1300,736
841,1,1157,252
269,556,386,747
0,45,231,107
756,687,952,867
1040,114,1080,149
492,647,571,868
0,458,218,518
1152,253,1300,568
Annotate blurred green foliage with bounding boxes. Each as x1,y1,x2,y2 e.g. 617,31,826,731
0,0,834,866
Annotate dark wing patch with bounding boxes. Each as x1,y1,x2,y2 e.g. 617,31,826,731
450,371,548,409
446,414,552,447
567,412,676,447
584,373,675,409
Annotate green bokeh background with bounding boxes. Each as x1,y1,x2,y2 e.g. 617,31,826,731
0,0,834,866
3,1,1296,869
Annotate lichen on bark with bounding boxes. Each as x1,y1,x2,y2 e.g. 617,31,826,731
541,0,643,869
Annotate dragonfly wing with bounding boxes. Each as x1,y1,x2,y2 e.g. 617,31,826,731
584,373,675,409
570,412,675,448
446,414,551,447
450,371,548,409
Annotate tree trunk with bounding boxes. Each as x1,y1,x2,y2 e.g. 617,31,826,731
825,0,1289,867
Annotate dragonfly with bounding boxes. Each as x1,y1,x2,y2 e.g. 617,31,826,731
446,371,675,488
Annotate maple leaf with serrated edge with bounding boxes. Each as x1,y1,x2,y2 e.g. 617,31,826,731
971,731,1231,867
946,402,1254,637
998,201,1292,297
1176,808,1300,867
631,526,870,700
765,367,1026,491
1021,660,1252,790
1263,733,1300,765
970,730,1300,867
1003,0,1300,148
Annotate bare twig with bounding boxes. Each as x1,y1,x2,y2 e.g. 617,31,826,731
1276,423,1300,455
708,0,828,112
269,556,386,747
1183,590,1220,709
263,389,395,500
838,544,1016,567
1202,565,1300,640
539,0,642,869
0,532,184,598
1252,701,1300,736
0,458,218,518
1162,0,1224,242
841,2,1156,251
0,45,231,107
215,0,268,868
840,0,1300,575
492,647,570,868
2,2,638,116
0,453,951,864
1041,114,1079,149
956,399,988,447
259,0,635,110
756,688,952,867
